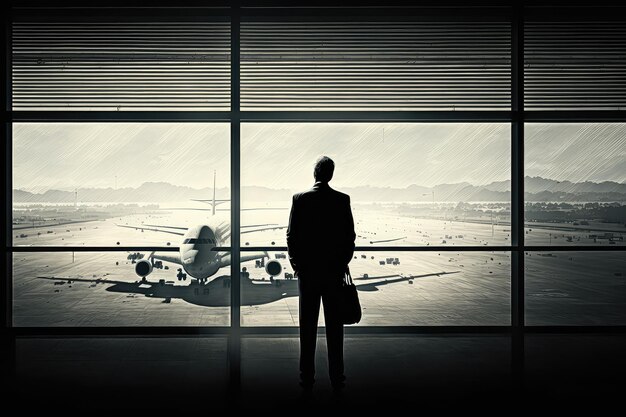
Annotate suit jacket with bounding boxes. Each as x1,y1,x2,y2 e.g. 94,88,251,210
286,181,356,276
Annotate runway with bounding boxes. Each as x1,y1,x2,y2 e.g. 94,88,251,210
11,202,626,326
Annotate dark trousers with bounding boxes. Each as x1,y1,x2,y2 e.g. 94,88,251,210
298,270,345,384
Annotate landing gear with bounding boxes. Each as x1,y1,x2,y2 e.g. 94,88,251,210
176,268,187,282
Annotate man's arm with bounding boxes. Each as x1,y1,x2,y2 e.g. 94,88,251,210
286,194,300,272
344,195,356,265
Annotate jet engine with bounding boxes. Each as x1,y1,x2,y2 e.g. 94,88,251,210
265,259,282,277
135,259,153,278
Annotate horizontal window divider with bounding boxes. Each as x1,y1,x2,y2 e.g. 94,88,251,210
9,325,626,337
12,9,231,23
242,326,513,335
9,326,231,337
11,245,625,253
10,246,180,252
228,325,624,335
11,2,626,23
240,9,513,21
4,326,518,337
10,245,517,252
12,245,626,253
7,111,626,123
240,245,514,252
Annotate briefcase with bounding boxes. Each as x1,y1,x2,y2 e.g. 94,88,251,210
341,266,362,325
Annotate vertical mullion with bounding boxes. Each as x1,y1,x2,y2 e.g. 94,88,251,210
3,4,12,330
511,5,525,328
229,3,241,394
511,3,525,390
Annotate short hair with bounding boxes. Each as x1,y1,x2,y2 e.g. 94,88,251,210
314,156,335,182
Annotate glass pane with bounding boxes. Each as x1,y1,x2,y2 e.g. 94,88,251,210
525,251,626,325
12,123,230,248
240,251,510,326
13,251,230,326
241,123,511,247
525,124,626,246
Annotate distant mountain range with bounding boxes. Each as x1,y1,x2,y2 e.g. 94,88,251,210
13,177,626,203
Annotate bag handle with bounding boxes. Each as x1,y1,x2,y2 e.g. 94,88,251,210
344,265,354,286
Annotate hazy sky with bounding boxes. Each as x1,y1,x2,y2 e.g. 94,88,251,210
526,123,626,184
241,123,510,191
13,122,625,193
13,123,230,193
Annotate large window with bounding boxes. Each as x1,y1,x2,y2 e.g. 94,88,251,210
240,123,511,326
4,4,626,331
12,123,231,326
524,124,625,325
241,123,511,248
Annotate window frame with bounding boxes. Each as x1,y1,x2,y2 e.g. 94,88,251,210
3,2,626,338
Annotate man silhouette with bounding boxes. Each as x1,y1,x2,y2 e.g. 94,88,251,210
286,156,356,390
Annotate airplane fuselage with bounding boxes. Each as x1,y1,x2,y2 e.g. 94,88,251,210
179,224,224,280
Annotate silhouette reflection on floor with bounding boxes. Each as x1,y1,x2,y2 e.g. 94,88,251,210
38,271,459,308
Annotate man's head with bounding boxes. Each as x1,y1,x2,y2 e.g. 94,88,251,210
313,155,334,183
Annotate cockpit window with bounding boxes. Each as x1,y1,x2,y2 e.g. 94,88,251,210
183,238,215,244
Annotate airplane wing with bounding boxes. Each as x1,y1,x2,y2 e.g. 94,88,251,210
354,271,460,280
369,236,407,244
218,251,268,268
191,198,230,204
356,276,414,291
353,273,404,280
242,223,279,228
223,207,288,211
158,207,213,211
144,224,188,231
115,223,185,236
153,253,183,265
241,225,288,234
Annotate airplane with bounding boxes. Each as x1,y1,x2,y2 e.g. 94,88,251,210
115,171,287,283
37,270,461,308
164,171,287,215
